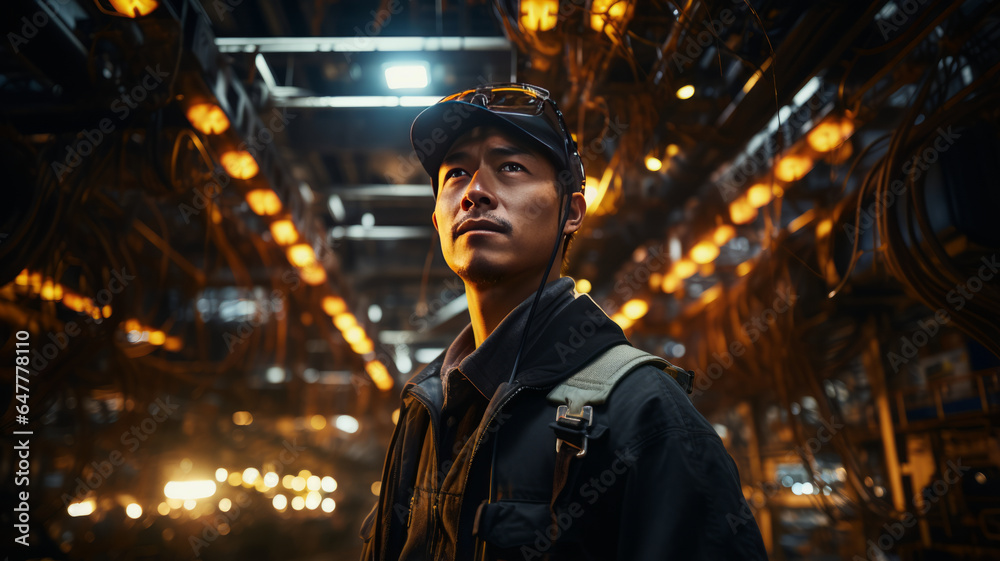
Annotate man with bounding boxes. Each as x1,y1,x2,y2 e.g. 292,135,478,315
360,83,767,560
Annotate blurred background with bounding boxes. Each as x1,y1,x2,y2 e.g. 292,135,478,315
1,0,999,559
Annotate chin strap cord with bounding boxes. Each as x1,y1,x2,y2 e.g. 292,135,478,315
475,192,573,561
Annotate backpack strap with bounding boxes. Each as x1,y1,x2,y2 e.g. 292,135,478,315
546,344,693,457
544,343,694,544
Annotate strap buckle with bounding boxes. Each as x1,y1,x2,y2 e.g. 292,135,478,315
554,405,593,458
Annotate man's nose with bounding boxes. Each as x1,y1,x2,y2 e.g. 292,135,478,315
461,170,497,211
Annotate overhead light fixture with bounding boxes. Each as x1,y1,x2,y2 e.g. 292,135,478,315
186,103,230,135
384,63,429,90
246,189,282,216
575,278,592,294
644,156,663,172
221,150,259,180
676,85,695,100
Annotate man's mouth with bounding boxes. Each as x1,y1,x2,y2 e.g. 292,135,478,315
454,218,509,239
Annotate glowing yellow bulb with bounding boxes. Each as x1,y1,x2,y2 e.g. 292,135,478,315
310,415,327,430
590,0,630,32
746,184,773,208
334,313,357,331
713,224,735,246
519,0,558,32
287,244,317,268
661,273,680,293
126,503,142,519
301,264,327,285
322,296,347,316
690,241,720,264
149,330,166,345
620,299,649,321
186,103,230,135
108,0,158,17
575,278,592,294
269,220,298,245
246,189,281,215
40,281,63,301
775,155,813,182
676,85,695,100
232,411,253,426
807,118,854,152
272,494,287,510
644,156,663,172
351,337,374,355
366,360,394,391
241,468,259,485
729,196,758,225
672,259,697,279
221,150,259,180
344,325,366,344
816,218,833,237
736,261,753,276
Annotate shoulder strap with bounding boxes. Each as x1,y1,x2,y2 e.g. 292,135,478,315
545,343,694,544
546,343,693,415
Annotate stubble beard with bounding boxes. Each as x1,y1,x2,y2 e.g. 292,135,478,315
454,254,506,288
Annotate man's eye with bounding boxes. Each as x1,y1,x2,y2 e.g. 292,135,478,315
443,169,467,181
499,162,525,173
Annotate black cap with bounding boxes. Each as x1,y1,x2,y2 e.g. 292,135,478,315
410,92,584,196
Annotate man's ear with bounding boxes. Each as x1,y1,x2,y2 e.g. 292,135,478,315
431,211,439,231
562,191,587,235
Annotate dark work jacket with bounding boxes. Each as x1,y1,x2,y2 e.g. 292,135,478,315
360,278,768,560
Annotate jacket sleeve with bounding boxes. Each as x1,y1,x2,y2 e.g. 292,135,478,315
612,373,769,560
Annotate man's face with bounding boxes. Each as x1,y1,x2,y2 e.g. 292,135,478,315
432,126,570,287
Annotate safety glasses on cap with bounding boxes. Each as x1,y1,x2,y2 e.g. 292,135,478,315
438,83,585,192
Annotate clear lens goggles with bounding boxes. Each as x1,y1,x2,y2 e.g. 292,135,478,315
439,83,584,192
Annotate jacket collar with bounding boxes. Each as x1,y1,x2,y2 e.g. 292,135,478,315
403,277,630,400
